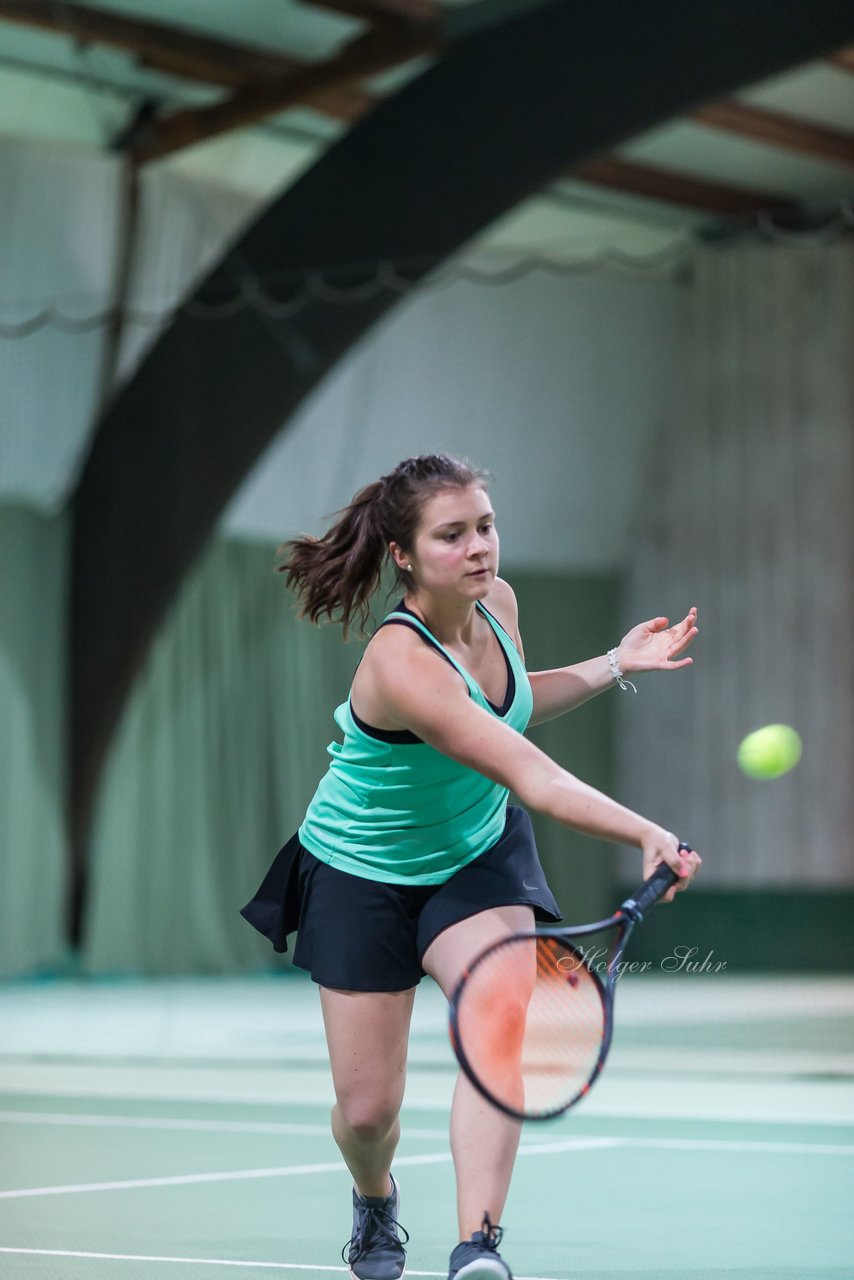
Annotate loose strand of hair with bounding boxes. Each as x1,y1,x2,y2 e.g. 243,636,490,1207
275,481,386,639
274,456,492,637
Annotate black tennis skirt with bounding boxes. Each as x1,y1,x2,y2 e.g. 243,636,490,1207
240,804,561,992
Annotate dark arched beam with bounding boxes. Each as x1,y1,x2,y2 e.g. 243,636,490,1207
69,0,854,934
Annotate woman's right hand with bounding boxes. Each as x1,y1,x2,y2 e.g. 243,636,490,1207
639,825,702,903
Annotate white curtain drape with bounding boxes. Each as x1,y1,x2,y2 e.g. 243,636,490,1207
617,242,854,888
1,136,688,576
223,264,688,571
0,139,121,510
114,165,260,387
0,139,261,510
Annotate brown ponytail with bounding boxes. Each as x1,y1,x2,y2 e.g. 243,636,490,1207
277,454,490,637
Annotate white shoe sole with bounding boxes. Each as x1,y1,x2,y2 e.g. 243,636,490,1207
453,1261,510,1280
348,1270,406,1280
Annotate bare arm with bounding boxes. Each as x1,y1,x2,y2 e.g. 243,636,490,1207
528,658,618,726
488,580,699,726
375,635,699,895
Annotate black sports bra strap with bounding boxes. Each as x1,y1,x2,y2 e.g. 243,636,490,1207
376,617,460,675
380,602,513,717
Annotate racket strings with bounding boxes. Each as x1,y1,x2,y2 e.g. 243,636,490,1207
455,936,606,1118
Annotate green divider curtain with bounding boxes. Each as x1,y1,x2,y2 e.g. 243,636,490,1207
0,504,68,978
82,538,361,974
83,540,619,974
514,573,621,926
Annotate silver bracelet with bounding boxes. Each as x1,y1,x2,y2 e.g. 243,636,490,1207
607,647,637,693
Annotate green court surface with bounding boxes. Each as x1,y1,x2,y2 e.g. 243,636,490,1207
1,974,852,1279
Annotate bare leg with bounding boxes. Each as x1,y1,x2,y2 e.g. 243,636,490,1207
320,985,416,1198
422,905,534,1241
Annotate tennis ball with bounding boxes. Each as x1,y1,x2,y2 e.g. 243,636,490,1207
737,724,802,780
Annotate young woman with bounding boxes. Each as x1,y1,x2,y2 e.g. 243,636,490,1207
241,453,700,1280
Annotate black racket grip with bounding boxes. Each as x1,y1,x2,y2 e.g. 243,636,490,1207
621,842,691,921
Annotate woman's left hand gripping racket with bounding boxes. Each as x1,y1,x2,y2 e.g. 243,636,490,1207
449,847,692,1122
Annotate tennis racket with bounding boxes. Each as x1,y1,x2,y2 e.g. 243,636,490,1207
448,848,690,1122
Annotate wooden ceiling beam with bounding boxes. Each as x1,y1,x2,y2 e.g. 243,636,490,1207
134,24,440,163
303,0,441,24
569,155,792,216
0,1,387,123
0,0,304,87
298,84,377,122
828,46,854,72
4,3,851,178
692,100,854,167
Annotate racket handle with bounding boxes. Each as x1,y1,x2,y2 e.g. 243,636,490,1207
621,844,691,921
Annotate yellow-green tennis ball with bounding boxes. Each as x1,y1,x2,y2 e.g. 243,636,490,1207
737,724,802,780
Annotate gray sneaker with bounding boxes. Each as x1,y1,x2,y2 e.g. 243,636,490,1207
448,1213,512,1280
343,1173,408,1280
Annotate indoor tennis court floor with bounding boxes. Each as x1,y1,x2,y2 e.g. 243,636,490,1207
1,973,852,1279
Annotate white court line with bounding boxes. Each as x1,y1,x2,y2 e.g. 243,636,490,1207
583,1106,854,1126
0,1249,568,1279
0,1160,347,1200
2,1134,850,1201
0,1152,453,1200
0,1110,448,1139
0,1250,393,1274
4,1088,853,1129
0,1141,613,1201
517,1136,854,1157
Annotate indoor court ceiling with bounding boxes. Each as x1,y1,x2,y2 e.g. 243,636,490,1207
1,0,853,263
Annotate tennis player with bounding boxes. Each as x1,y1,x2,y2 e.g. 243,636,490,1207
241,453,700,1280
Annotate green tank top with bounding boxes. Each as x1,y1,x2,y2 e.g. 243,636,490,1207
298,600,533,884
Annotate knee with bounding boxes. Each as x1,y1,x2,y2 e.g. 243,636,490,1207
334,1094,400,1142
